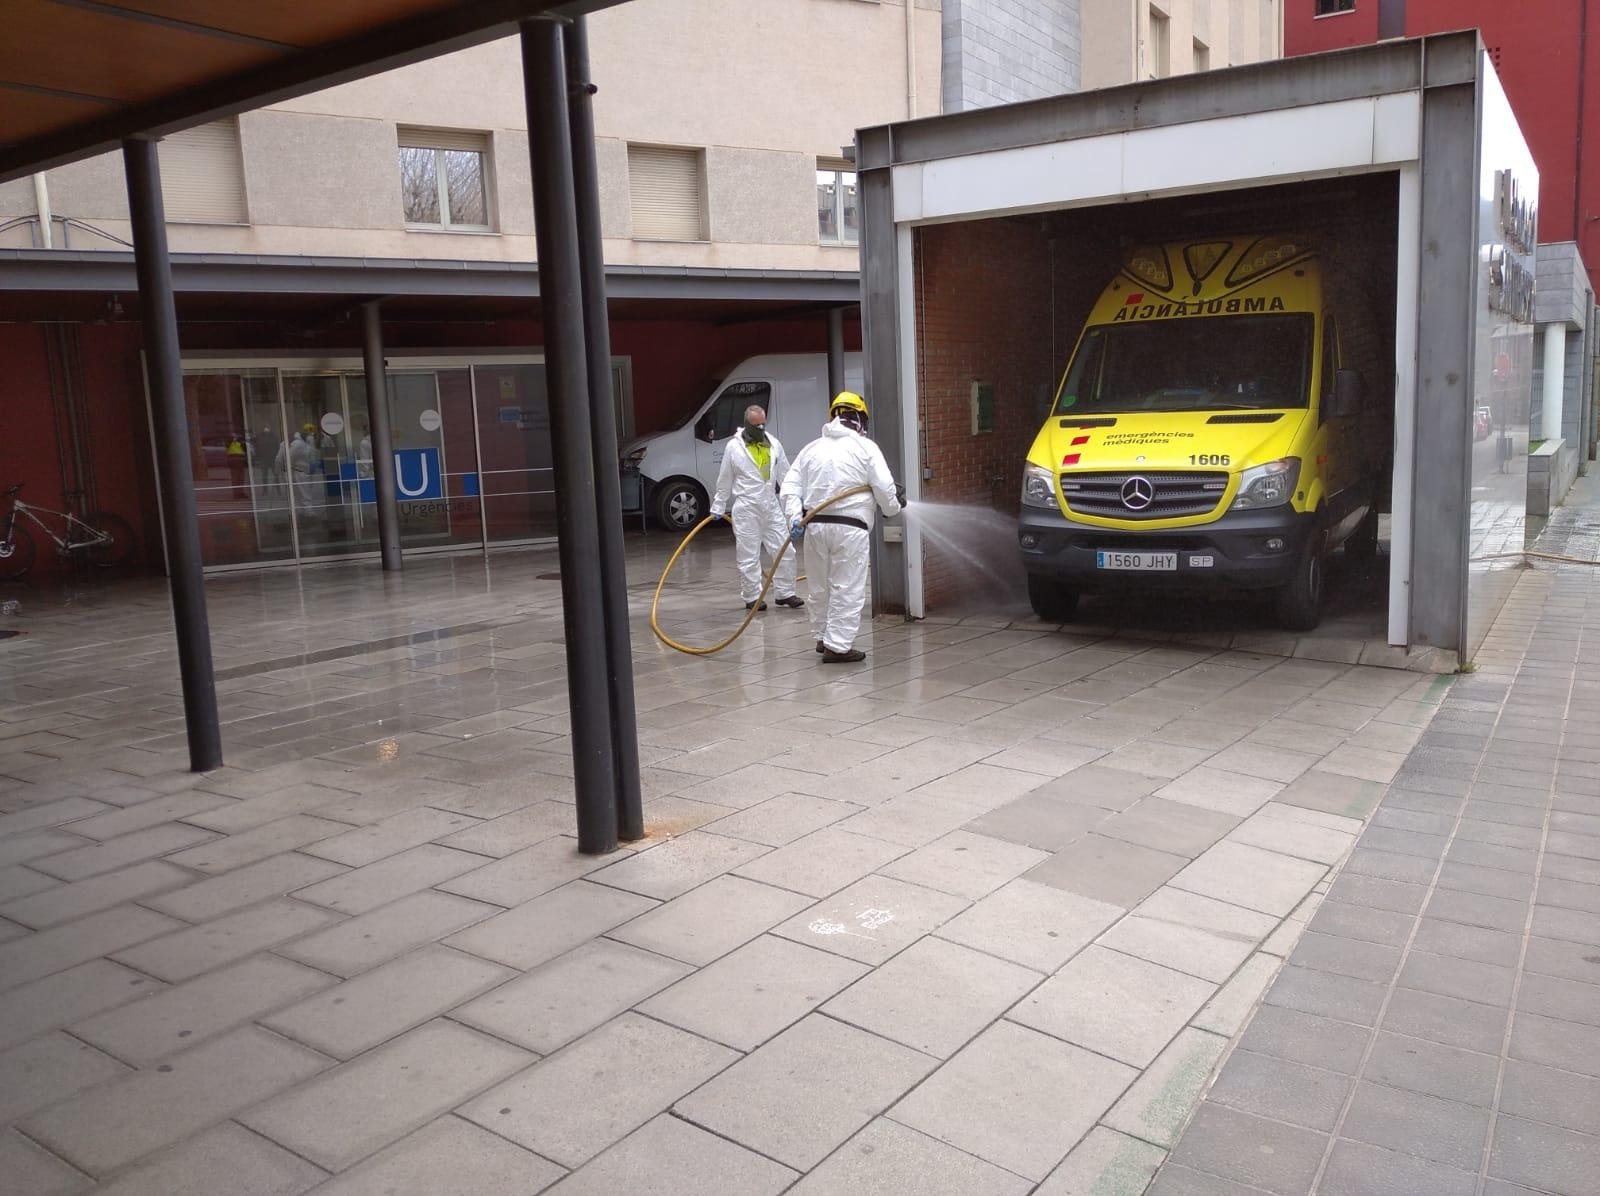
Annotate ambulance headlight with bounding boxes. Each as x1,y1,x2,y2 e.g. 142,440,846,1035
1022,463,1057,508
1231,458,1301,510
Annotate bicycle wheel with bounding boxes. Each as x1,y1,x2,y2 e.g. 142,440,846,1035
82,512,137,569
0,524,37,580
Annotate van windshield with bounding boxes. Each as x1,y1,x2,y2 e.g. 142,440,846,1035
1055,313,1315,414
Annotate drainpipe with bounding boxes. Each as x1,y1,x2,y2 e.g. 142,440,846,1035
905,0,916,118
32,174,52,249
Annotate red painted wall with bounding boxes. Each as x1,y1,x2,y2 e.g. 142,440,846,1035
1286,0,1600,290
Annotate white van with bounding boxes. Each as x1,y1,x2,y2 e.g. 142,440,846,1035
621,352,863,530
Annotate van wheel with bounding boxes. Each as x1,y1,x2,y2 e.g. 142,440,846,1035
1027,575,1079,623
652,479,707,532
1345,507,1380,560
1273,529,1326,632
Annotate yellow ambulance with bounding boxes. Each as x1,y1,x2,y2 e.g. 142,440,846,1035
1018,235,1386,631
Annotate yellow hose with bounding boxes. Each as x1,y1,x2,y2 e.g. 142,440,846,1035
650,484,874,655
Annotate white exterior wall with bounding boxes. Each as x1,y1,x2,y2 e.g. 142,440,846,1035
1082,0,1283,92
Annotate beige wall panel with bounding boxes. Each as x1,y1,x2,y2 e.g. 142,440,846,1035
240,111,402,230
491,129,534,236
46,151,128,220
706,147,816,246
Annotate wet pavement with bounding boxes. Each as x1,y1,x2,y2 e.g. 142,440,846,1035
0,508,1571,1193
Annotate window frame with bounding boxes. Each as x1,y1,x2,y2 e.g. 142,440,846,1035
396,131,494,233
1314,0,1356,17
1149,5,1172,79
816,160,859,247
626,143,709,242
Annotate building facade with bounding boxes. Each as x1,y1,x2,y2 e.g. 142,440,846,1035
0,0,1280,577
1286,0,1598,486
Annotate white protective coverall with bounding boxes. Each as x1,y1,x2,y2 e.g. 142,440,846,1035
780,419,902,653
710,428,798,604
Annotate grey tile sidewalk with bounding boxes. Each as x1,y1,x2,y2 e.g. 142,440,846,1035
1156,478,1600,1196
0,522,1534,1193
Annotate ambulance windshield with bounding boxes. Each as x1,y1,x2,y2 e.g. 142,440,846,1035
1055,313,1314,414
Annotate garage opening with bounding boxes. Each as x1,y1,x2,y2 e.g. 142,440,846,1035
909,172,1401,662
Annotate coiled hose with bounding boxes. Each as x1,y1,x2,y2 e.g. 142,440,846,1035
650,484,872,656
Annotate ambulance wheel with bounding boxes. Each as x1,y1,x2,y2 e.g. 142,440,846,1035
652,479,707,532
1027,575,1079,623
1273,529,1325,632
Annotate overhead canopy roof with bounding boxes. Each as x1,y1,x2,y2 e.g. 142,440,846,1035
1,0,621,184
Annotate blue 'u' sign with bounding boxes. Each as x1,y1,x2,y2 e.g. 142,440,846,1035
340,448,445,503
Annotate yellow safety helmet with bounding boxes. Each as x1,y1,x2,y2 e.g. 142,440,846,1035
830,391,868,418
302,422,316,435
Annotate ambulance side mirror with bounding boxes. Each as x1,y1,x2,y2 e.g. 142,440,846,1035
1330,370,1362,419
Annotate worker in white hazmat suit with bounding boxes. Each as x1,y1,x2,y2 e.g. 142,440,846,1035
709,404,804,611
780,392,904,663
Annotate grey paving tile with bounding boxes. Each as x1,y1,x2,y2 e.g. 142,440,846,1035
298,806,480,867
1264,964,1388,1025
163,815,349,874
792,1118,1031,1196
1382,987,1511,1055
605,874,811,966
1487,1115,1600,1196
0,798,114,838
1207,1047,1351,1130
90,1122,326,1196
0,958,160,1053
280,889,499,977
1192,951,1283,1037
1095,913,1257,982
1319,1138,1478,1196
1135,885,1280,940
66,792,233,843
1340,1079,1491,1170
702,792,858,846
265,944,513,1059
287,844,484,914
28,823,216,883
21,1026,329,1177
181,786,355,833
140,852,347,921
1146,1162,1265,1194
640,934,864,1051
889,1018,1133,1182
1022,763,1163,813
462,1012,736,1167
543,1113,795,1196
1011,944,1213,1067
73,955,331,1065
0,905,183,992
0,1127,91,1194
451,938,685,1054
1155,765,1285,817
0,860,193,930
1412,917,1524,967
1531,903,1600,948
1498,1059,1600,1138
1325,872,1430,915
822,935,1040,1058
1103,1026,1228,1148
1166,1101,1329,1195
0,1032,128,1123
935,878,1121,972
731,827,908,898
1291,930,1403,984
965,791,1111,852
1541,877,1600,915
877,829,1049,900
1023,834,1189,908
1229,807,1359,865
444,880,656,971
1343,846,1441,884
771,874,968,965
1398,951,1517,1006
1363,1030,1500,1106
1236,1003,1373,1074
1308,898,1417,948
1171,841,1327,916
1509,1011,1600,1078
585,831,766,901
110,899,339,983
1096,797,1240,859
1523,934,1600,984
678,1013,933,1172
434,835,611,906
433,799,572,857
1516,971,1600,1027
241,1019,530,1172
310,1115,561,1196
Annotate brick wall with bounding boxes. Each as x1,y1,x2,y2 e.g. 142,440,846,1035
914,218,1056,608
942,0,1082,112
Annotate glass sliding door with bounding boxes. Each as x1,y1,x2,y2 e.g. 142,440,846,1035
473,363,556,543
282,372,369,559
181,368,294,567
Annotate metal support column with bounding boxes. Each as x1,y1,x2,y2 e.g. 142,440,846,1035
565,15,643,842
520,17,619,854
826,306,846,399
122,137,222,772
361,301,403,571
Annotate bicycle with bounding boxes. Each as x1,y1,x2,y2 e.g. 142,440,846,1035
0,484,136,580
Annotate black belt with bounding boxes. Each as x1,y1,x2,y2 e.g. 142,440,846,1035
805,513,869,532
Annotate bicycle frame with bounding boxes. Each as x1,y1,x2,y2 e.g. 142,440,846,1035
6,499,110,553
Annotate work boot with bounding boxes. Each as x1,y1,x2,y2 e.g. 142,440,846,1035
815,640,825,654
775,595,805,608
745,600,768,611
822,647,866,664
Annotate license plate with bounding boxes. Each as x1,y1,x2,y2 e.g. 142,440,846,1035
1096,551,1177,571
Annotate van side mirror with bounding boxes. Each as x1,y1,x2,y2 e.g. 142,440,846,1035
695,412,715,443
1331,370,1362,419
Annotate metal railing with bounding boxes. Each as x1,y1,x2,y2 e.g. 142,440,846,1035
0,213,133,249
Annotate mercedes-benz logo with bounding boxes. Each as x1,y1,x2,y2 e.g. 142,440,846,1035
1120,476,1155,511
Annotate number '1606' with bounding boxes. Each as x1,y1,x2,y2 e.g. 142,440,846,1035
1189,454,1230,466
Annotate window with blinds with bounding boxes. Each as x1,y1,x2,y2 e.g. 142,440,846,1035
396,127,492,229
158,119,247,224
627,144,707,241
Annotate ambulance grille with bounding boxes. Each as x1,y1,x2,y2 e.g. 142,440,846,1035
1060,471,1229,520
